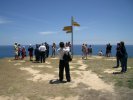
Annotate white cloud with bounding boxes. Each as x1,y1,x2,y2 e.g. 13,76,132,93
39,31,57,35
0,16,12,24
74,26,88,31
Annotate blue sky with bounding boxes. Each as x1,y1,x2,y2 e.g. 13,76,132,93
0,0,133,45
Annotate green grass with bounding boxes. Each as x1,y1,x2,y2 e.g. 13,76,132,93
83,57,133,89
127,79,133,89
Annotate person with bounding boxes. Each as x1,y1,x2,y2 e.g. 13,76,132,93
65,42,70,52
51,42,56,57
57,42,71,82
105,44,108,57
68,41,71,52
120,41,128,73
106,43,112,57
34,44,40,62
39,43,46,63
82,44,85,59
18,44,21,59
98,50,103,56
21,46,26,60
88,45,92,56
14,43,18,60
82,44,88,59
114,43,121,68
45,42,49,58
28,44,34,61
85,44,88,59
108,43,112,57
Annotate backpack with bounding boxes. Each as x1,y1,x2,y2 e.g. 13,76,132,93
63,52,72,62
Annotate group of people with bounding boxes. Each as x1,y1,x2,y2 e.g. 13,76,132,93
82,44,92,59
114,41,128,73
14,41,128,83
81,43,113,59
14,43,26,60
33,43,49,63
97,43,112,56
81,42,128,73
14,42,50,62
13,42,72,82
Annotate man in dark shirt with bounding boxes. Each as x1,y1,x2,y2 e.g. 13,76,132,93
28,44,34,61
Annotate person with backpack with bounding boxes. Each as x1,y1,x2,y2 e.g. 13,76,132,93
57,42,71,82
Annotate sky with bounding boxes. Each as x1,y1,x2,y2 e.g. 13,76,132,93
0,0,133,45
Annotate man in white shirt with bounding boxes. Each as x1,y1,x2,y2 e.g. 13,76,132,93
39,43,46,63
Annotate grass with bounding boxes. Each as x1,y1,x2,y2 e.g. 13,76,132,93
83,57,133,89
0,56,133,100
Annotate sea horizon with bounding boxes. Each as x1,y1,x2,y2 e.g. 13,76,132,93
0,44,133,58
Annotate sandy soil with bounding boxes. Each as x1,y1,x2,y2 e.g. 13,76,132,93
70,60,114,92
0,56,132,100
20,67,55,82
18,58,114,92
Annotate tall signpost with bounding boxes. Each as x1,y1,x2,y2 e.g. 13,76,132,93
63,16,80,58
71,16,74,57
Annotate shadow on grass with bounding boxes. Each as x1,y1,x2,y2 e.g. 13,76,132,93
112,66,119,68
113,72,124,74
49,79,67,84
32,61,40,63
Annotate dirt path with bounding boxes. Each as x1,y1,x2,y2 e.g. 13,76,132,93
70,59,114,93
20,66,55,82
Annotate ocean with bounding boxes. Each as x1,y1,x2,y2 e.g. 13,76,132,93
0,45,133,58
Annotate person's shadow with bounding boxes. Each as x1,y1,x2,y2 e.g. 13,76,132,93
112,72,123,74
49,79,67,84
